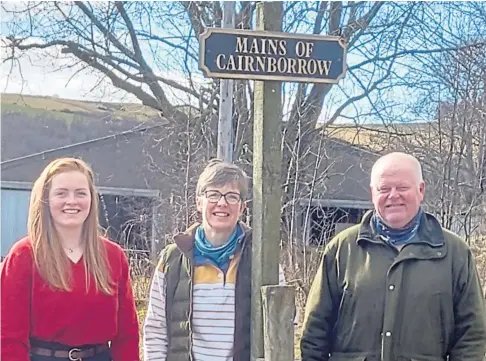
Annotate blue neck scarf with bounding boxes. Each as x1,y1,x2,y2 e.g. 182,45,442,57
372,208,423,246
194,224,242,269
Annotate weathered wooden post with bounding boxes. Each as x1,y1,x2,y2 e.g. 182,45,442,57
261,285,296,361
217,1,235,162
251,2,284,361
199,5,347,360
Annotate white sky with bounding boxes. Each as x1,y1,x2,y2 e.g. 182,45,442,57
0,46,329,123
0,35,210,106
1,61,136,103
0,4,350,123
1,46,164,104
0,33,396,125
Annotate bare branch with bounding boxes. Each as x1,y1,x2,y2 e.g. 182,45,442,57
74,1,135,59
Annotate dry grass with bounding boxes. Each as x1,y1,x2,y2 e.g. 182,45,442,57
137,305,147,361
132,275,150,360
1,92,161,122
294,324,302,360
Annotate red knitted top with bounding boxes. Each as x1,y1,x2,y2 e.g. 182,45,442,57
1,237,140,361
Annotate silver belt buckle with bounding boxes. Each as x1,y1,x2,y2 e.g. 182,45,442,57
68,348,82,361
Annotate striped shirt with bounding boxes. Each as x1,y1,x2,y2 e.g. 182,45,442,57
143,249,285,361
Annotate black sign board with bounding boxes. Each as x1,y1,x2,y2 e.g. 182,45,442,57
199,28,347,84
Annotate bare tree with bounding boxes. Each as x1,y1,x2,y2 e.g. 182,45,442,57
341,12,486,289
3,1,486,316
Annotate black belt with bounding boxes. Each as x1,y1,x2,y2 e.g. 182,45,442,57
30,344,109,360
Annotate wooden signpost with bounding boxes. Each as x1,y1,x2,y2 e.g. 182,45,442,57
199,27,347,84
216,1,235,163
199,2,347,360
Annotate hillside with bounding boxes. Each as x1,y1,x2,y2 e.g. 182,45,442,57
1,93,162,122
1,93,167,161
322,122,436,152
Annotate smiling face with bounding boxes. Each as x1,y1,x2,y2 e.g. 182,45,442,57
370,155,425,229
196,182,245,235
48,171,92,234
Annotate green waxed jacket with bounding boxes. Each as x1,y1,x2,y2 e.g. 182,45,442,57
301,210,486,361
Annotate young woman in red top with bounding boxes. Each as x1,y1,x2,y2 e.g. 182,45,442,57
1,158,140,361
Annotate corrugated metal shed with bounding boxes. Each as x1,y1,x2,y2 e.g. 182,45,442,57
1,181,160,258
1,188,30,256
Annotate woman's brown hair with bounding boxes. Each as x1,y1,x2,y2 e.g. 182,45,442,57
28,157,113,294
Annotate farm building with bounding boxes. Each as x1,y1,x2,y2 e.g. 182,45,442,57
1,93,378,256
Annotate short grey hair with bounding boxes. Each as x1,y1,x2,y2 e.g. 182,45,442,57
196,159,249,199
370,152,423,188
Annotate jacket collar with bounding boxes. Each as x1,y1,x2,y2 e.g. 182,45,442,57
357,209,445,248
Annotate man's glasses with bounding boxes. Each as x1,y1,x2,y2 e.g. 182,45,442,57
203,190,241,205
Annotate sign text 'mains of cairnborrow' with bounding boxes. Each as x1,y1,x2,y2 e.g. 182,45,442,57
199,28,347,84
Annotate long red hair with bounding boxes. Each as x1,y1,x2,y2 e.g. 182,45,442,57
28,157,113,294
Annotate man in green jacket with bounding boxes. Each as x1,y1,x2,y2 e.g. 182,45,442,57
301,152,486,361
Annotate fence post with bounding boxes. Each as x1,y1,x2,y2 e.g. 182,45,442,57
261,285,296,361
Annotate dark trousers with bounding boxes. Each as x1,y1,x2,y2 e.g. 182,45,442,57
30,339,111,361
